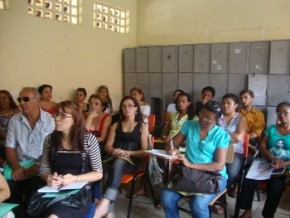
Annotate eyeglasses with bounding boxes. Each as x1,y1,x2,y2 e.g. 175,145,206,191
276,111,290,116
199,111,216,122
121,104,136,109
17,97,34,103
53,112,73,120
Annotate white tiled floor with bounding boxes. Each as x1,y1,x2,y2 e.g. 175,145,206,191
113,188,290,218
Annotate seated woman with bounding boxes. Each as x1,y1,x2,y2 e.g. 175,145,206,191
162,92,195,145
94,96,149,218
130,86,150,123
239,101,290,218
85,94,112,156
0,90,20,160
0,173,15,218
161,101,230,218
85,94,112,205
75,88,89,114
39,101,103,218
163,89,184,123
97,85,113,114
217,94,246,200
38,84,57,115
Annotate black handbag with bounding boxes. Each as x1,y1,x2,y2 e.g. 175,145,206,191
170,164,221,194
27,187,89,217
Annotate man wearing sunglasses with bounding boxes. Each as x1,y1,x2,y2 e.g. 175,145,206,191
5,87,55,217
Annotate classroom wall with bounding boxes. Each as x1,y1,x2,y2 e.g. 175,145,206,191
0,0,137,111
137,0,290,45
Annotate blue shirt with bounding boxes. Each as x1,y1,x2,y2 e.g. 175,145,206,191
6,109,55,161
181,120,230,179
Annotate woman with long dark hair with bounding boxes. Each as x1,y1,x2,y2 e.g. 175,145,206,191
39,101,103,217
94,96,149,218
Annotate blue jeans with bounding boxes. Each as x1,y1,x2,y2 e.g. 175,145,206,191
102,158,137,213
226,152,244,188
161,177,227,218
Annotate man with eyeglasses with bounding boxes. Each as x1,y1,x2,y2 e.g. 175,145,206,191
5,87,55,217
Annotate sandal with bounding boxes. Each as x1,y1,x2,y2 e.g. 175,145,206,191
212,204,224,215
155,202,163,209
227,185,238,198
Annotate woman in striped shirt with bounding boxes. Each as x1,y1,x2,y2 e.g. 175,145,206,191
39,101,103,218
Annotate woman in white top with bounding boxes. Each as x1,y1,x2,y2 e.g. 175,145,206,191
130,86,150,123
163,89,184,123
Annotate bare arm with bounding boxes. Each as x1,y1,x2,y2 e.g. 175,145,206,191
104,123,117,155
97,115,112,142
0,174,10,203
5,147,26,181
165,131,186,155
230,115,246,143
179,147,227,172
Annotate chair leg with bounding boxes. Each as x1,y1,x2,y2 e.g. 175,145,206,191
146,174,158,207
208,205,212,218
127,176,138,218
256,187,260,201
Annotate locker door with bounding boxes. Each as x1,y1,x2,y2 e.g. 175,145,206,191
229,42,249,74
136,73,150,99
266,107,277,127
248,74,267,106
124,48,136,73
193,74,210,102
249,42,269,74
269,40,290,74
124,73,137,95
136,47,149,73
211,44,228,74
228,74,246,96
178,73,194,97
163,73,178,105
179,45,194,72
210,74,228,102
194,44,210,73
149,73,162,98
267,75,289,106
149,47,162,73
162,46,178,73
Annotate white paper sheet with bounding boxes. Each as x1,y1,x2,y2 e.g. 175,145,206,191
38,181,87,193
145,149,178,160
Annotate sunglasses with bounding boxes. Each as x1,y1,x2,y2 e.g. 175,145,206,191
17,96,34,103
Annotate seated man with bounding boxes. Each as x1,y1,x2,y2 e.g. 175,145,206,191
5,87,55,217
194,86,215,117
239,89,266,154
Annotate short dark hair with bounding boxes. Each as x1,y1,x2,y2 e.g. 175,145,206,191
76,88,87,97
202,86,215,97
38,84,52,95
239,89,254,98
203,101,222,120
276,101,290,112
222,93,239,112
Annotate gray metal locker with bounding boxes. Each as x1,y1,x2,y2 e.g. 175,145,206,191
194,44,210,73
248,74,267,106
266,107,277,127
136,73,150,99
124,48,136,73
149,73,162,98
269,40,290,75
162,46,178,73
149,47,162,73
124,73,136,95
228,74,246,96
163,73,178,105
211,44,228,74
136,47,149,73
229,42,249,74
193,74,210,102
210,74,228,102
249,42,269,74
267,75,289,106
178,73,194,97
179,45,194,72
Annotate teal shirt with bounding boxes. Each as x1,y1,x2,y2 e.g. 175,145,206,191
265,125,290,168
181,120,230,179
